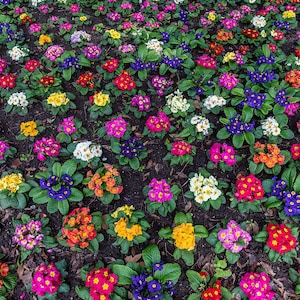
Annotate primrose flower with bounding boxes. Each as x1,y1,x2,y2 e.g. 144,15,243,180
45,45,64,61
0,173,24,193
105,116,127,138
172,223,196,251
131,94,151,111
146,111,170,133
20,121,39,137
166,89,190,113
235,174,264,202
31,262,62,296
8,46,28,61
47,92,69,107
0,141,10,160
218,220,251,253
73,141,102,161
203,95,226,110
84,44,102,59
57,116,77,135
148,178,173,203
33,137,61,162
218,72,238,90
89,91,110,106
261,117,280,137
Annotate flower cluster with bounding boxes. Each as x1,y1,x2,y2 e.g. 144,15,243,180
196,55,216,69
247,70,275,83
57,116,76,135
120,137,144,158
171,141,191,156
58,57,80,70
240,272,274,300
114,213,142,242
266,223,297,254
131,94,151,111
105,116,127,138
45,45,64,61
145,39,163,55
39,75,55,87
7,92,28,107
283,190,300,217
85,268,118,300
84,44,101,60
113,70,136,91
190,115,210,135
290,144,300,160
73,141,102,161
47,92,69,107
285,69,300,88
0,173,24,193
75,71,94,88
13,220,43,250
8,45,28,61
148,178,173,203
0,141,9,160
24,59,40,72
166,89,190,114
218,72,238,90
241,88,266,109
89,91,110,106
253,142,285,168
146,111,170,133
86,165,123,198
151,75,172,96
203,95,226,110
70,30,91,44
189,173,221,204
102,58,119,72
234,174,264,202
60,208,97,249
40,174,73,201
33,137,61,161
202,280,222,300
261,117,280,136
172,223,196,251
209,142,236,166
218,220,251,253
32,262,62,296
0,74,16,89
225,114,255,135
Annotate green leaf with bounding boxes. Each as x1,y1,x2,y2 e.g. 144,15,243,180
63,68,72,81
181,250,194,266
262,44,270,58
58,283,70,293
215,241,224,254
111,265,137,285
282,167,296,189
174,212,187,225
231,88,245,97
216,127,231,140
244,132,255,145
52,162,62,177
265,197,282,210
224,107,236,119
289,268,300,283
233,134,245,149
129,157,140,170
58,200,69,215
75,286,90,300
47,198,58,213
194,225,208,238
254,231,268,242
178,80,194,92
61,160,77,176
225,250,239,264
142,244,161,270
186,270,203,292
154,263,181,284
242,105,253,123
280,128,294,140
138,69,147,81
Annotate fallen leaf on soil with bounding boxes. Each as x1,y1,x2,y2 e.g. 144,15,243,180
259,261,276,277
184,201,192,212
146,160,153,169
125,253,142,263
102,215,109,230
11,158,21,169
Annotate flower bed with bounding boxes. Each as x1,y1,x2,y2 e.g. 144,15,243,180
0,0,300,299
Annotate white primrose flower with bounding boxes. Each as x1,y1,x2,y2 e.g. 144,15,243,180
203,95,226,110
261,117,281,137
251,16,266,28
73,141,102,161
166,89,190,114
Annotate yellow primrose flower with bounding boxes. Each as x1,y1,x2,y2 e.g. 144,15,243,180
114,218,142,241
108,29,121,39
261,30,267,38
172,223,196,251
19,13,27,20
79,16,87,22
0,174,24,193
207,12,216,21
111,205,135,218
39,34,52,46
222,52,236,63
93,91,110,107
282,10,296,19
20,121,38,137
47,92,69,107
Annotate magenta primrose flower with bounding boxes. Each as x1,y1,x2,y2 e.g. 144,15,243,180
209,142,236,166
0,58,8,74
171,141,192,156
0,141,10,160
148,178,173,202
33,137,61,162
217,220,251,253
131,94,151,112
146,111,170,133
105,116,127,138
84,44,102,60
218,72,239,90
57,116,77,135
32,262,62,296
240,272,274,300
13,220,44,251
